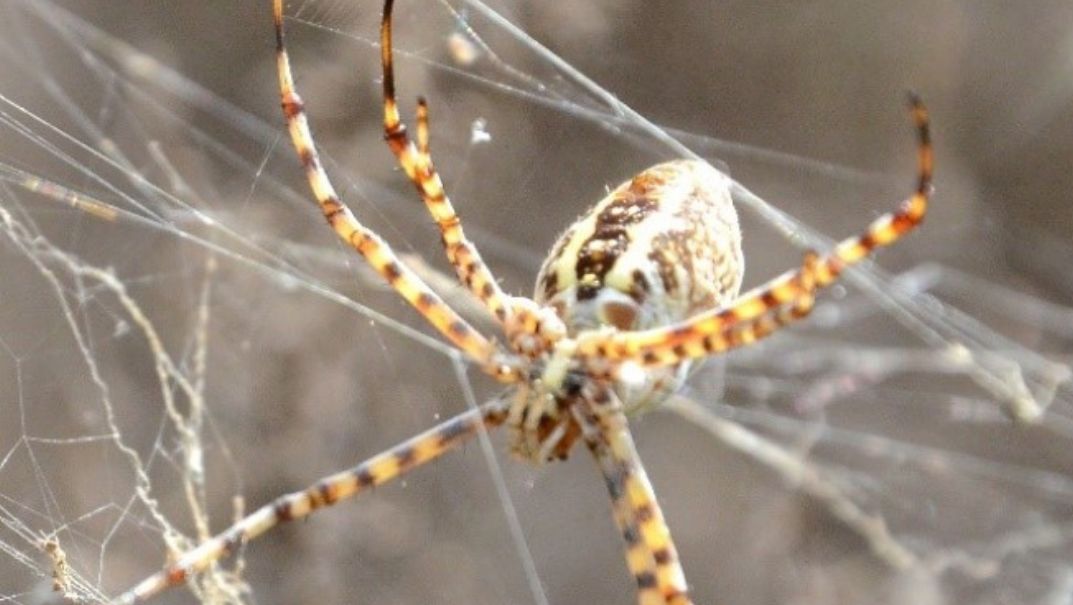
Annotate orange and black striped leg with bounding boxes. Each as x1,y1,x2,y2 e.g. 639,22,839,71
577,251,821,370
380,0,512,325
273,0,500,365
576,400,693,605
111,401,510,605
606,474,666,605
709,264,819,353
649,252,820,365
579,94,932,367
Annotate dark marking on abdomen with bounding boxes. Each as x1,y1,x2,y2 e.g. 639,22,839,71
574,189,659,300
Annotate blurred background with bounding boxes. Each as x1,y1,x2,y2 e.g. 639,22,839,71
0,2,1070,604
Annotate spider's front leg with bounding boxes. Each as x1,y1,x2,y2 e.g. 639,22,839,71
273,0,501,365
379,0,513,325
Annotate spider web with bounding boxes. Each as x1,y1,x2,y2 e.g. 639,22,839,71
1,1,1071,604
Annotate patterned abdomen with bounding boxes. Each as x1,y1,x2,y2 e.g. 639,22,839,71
536,159,744,333
535,160,745,410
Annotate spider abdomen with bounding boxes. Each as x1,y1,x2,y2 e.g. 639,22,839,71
535,159,744,335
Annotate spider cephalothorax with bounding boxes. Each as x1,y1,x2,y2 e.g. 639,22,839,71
111,2,931,603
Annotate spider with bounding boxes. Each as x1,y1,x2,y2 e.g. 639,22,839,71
112,1,932,603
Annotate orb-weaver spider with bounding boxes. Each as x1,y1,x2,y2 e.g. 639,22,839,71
112,1,931,603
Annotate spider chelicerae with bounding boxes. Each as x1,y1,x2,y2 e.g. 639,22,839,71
113,1,932,603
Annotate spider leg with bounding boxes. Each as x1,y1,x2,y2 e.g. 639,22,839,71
577,95,932,367
110,401,509,604
272,0,503,366
576,399,693,605
576,252,819,374
637,252,821,365
381,0,512,325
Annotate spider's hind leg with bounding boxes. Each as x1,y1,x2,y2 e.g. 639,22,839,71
577,396,693,605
